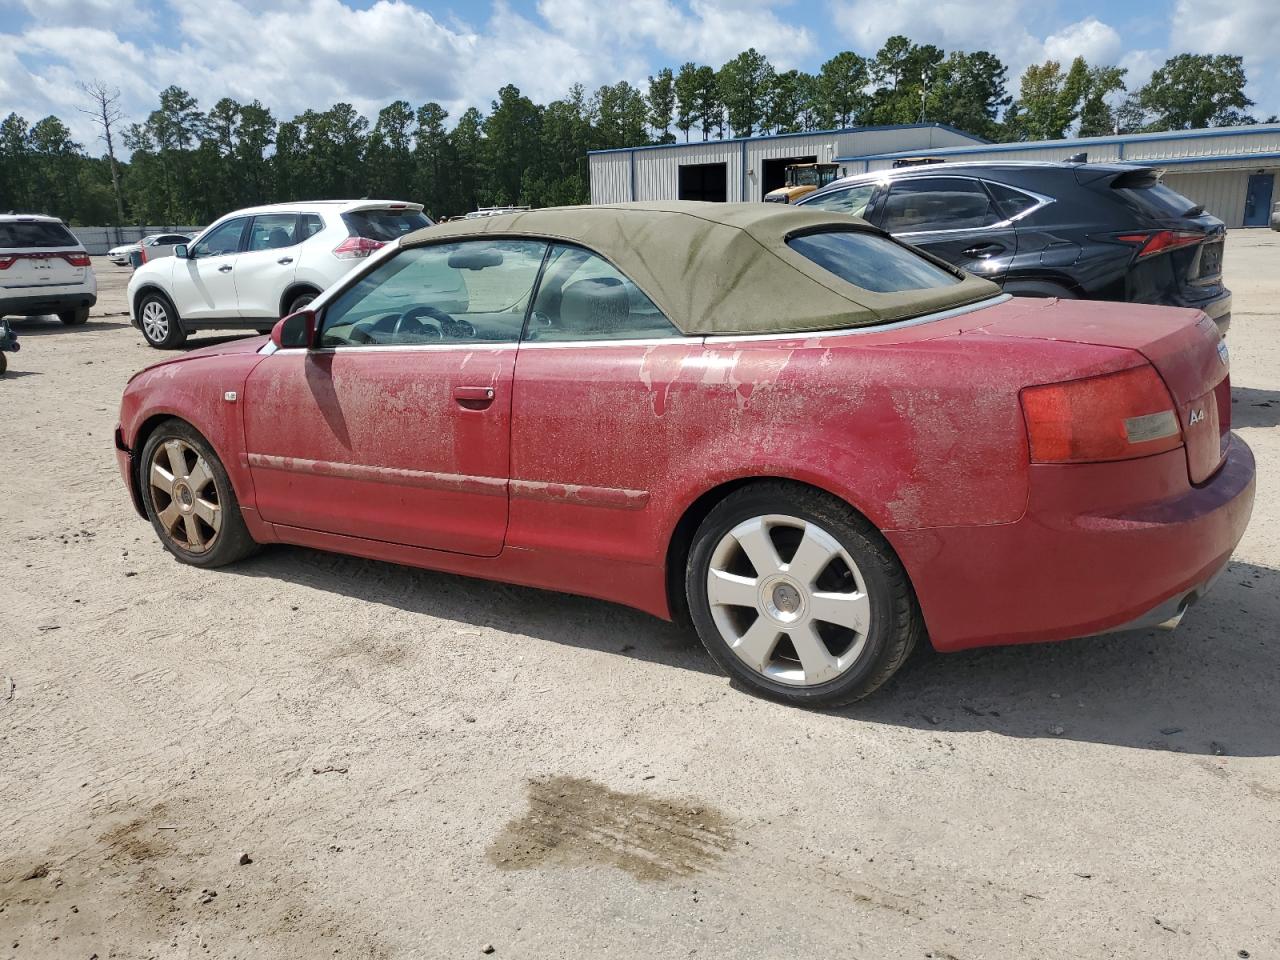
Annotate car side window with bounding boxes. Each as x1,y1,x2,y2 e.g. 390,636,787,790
190,218,247,259
319,239,547,347
526,244,680,342
299,214,325,241
985,182,1041,221
803,183,877,218
880,178,1001,233
248,214,299,252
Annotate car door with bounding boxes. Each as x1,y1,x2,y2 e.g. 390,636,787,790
242,238,547,557
509,243,696,563
170,217,248,319
875,177,1018,281
235,213,301,320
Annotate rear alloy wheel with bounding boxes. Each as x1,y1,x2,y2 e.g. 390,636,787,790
58,307,89,325
138,293,186,349
686,483,921,707
140,420,258,568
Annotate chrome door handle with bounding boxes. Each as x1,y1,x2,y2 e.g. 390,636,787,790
277,256,293,265
962,243,1005,258
218,264,233,273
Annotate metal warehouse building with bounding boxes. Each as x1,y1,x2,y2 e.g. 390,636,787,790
590,123,1280,228
588,123,985,205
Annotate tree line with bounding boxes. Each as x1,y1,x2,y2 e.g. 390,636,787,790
0,37,1266,226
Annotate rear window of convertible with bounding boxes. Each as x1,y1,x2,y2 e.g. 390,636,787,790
787,231,961,293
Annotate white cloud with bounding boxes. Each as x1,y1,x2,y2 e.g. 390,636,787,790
536,0,815,70
0,0,1276,152
1043,17,1122,68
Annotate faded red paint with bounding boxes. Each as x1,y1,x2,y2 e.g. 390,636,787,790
117,298,1254,652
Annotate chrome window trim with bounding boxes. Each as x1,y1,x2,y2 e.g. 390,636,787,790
883,177,1055,236
702,295,1011,342
258,296,1012,355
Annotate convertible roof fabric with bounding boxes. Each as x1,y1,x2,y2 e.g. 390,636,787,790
400,201,1001,336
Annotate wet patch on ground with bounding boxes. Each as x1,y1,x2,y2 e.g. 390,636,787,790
487,775,733,881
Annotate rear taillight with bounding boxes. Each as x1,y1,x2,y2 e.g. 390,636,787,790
63,252,91,267
333,236,386,260
1021,365,1182,463
0,255,15,270
1114,230,1203,260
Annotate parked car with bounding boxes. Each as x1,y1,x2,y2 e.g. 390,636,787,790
1270,199,1280,230
797,161,1233,334
114,202,1253,707
108,241,141,265
139,233,193,264
126,200,431,348
0,214,96,325
109,234,195,267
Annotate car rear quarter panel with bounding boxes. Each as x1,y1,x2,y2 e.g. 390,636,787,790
509,327,1141,584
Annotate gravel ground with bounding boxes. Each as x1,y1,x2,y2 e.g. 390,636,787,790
2,236,1278,960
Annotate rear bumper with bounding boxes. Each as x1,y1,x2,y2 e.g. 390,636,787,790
0,289,97,316
888,434,1256,652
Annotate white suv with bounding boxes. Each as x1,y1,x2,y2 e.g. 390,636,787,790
127,200,432,348
0,214,97,326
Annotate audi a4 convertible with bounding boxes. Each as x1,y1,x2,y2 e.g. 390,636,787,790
115,202,1255,706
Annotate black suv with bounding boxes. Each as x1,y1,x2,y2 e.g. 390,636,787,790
796,162,1231,333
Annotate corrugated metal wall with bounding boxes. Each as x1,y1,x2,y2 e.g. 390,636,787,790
1162,170,1260,228
588,152,633,203
635,141,745,202
588,125,989,204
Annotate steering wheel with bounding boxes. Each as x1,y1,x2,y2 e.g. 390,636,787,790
404,305,474,340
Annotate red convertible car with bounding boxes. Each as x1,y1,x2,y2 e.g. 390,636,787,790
116,203,1255,706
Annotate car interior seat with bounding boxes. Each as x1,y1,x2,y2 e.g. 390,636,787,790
557,277,629,338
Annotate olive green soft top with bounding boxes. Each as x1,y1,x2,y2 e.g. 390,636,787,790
400,201,1000,336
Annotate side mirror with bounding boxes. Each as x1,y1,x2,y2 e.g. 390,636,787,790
271,309,317,349
173,244,189,259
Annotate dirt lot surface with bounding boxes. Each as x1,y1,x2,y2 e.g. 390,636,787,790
2,236,1278,960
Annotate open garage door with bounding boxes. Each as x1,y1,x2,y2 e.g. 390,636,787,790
761,155,817,197
678,163,728,202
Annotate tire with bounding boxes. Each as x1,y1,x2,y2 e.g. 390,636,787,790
285,291,317,316
1001,279,1078,300
139,419,259,568
137,291,186,349
0,353,6,375
58,307,90,325
685,481,921,708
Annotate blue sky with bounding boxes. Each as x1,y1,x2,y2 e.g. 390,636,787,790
1,0,1275,151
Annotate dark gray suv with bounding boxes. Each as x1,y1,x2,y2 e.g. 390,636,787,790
796,161,1232,334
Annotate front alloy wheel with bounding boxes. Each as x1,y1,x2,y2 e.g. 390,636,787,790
148,438,222,554
139,294,186,349
140,420,258,567
687,482,921,707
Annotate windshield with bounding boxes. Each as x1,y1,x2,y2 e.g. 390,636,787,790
791,167,820,187
0,220,78,248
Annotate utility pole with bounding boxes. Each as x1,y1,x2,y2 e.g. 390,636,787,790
77,80,127,225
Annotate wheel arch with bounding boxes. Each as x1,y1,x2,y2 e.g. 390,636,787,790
1000,275,1083,299
132,283,177,327
279,282,322,318
126,411,250,521
663,473,896,627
